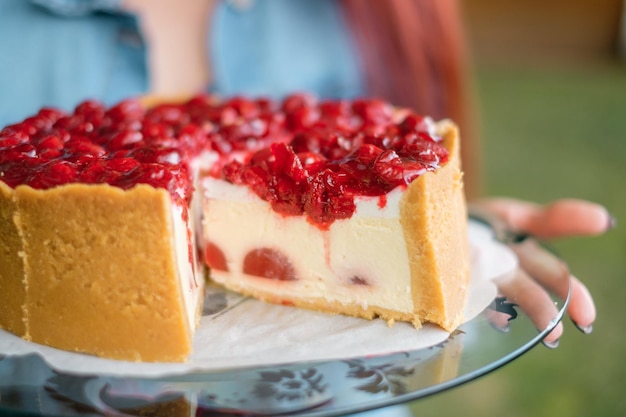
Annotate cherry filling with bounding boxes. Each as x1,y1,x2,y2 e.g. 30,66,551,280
204,241,228,272
0,96,283,204
222,97,449,228
0,94,448,228
243,248,298,281
349,276,370,286
0,100,192,204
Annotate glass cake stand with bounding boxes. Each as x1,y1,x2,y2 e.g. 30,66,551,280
0,218,571,417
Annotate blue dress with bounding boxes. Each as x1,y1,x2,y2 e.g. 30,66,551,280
0,0,364,125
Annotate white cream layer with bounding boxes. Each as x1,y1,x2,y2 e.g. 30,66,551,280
171,204,204,331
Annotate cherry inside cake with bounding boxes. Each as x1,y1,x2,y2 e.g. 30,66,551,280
0,94,469,362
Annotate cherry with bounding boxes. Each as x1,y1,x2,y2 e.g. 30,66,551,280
64,136,107,158
106,157,141,174
142,121,174,140
11,143,37,159
399,114,428,134
352,99,393,125
0,136,23,149
80,159,108,184
37,107,66,124
107,130,143,150
304,169,355,228
400,140,448,166
36,135,64,159
131,146,182,165
204,242,228,271
0,157,47,187
241,165,272,201
286,106,320,131
105,99,145,123
74,99,105,117
146,103,186,124
270,142,307,183
281,93,316,113
349,276,370,286
27,160,77,189
255,97,276,113
224,96,260,119
243,248,297,281
218,107,238,126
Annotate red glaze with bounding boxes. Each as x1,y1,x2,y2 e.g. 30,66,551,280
0,94,447,227
378,194,387,209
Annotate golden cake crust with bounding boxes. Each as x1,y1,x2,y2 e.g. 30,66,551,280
399,120,469,331
0,181,27,336
0,182,196,362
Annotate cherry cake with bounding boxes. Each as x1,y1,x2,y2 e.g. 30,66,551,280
0,94,469,362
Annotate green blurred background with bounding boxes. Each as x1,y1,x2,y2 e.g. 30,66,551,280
408,1,626,416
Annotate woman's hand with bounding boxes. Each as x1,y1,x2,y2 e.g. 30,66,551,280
470,198,614,347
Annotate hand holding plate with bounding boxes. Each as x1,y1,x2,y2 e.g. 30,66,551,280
469,198,612,346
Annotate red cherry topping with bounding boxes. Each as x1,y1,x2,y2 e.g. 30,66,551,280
352,98,393,125
243,248,298,281
220,98,447,227
107,130,143,150
27,160,78,189
204,242,228,271
0,136,24,149
0,95,447,229
36,135,64,157
225,96,260,119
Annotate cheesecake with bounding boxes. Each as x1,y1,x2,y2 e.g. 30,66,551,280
0,95,469,361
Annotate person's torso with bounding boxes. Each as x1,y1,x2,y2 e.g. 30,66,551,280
0,0,364,125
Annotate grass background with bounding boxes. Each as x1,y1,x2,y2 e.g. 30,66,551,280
403,63,626,416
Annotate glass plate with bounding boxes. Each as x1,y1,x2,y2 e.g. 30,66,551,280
0,221,570,416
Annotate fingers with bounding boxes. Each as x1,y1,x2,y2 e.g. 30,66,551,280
568,276,596,332
511,238,596,336
494,267,564,345
511,238,569,300
471,198,603,346
474,198,613,240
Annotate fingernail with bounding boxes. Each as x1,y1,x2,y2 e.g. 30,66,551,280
573,321,593,335
509,232,530,244
542,338,560,349
490,322,510,333
607,213,617,231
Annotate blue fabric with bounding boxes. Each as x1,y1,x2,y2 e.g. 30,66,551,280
30,0,122,16
0,0,147,125
211,0,364,100
0,0,364,126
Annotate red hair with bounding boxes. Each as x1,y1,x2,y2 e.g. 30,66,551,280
341,0,482,197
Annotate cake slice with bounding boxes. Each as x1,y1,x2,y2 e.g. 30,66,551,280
0,101,205,362
202,103,469,331
10,183,203,361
